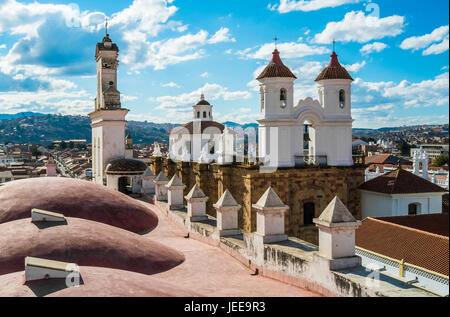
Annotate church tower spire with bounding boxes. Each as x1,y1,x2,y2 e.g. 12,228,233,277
89,31,129,185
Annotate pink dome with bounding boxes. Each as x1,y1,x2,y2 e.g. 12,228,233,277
0,217,184,276
0,178,157,233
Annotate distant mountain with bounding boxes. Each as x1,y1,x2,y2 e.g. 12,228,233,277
222,121,258,130
0,112,45,120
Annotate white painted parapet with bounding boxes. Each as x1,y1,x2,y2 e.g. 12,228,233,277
154,172,169,202
313,196,362,270
166,174,186,210
185,184,209,222
214,189,241,237
252,187,289,243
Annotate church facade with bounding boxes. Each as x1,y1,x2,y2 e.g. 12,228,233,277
151,49,365,244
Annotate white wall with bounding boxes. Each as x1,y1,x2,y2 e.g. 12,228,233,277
361,190,444,219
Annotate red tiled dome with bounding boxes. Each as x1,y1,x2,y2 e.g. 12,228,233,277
0,178,157,233
257,49,297,80
315,52,353,81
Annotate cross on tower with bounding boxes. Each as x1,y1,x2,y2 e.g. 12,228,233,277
333,39,336,52
105,17,108,35
274,36,279,49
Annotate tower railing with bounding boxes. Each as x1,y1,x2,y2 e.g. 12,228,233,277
294,155,328,167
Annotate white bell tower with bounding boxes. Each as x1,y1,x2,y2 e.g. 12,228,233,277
89,30,128,185
257,49,298,168
314,51,354,166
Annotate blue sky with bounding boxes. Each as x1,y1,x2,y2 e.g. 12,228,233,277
0,0,448,128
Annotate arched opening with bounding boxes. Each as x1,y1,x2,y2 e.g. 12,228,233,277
280,88,287,108
303,119,316,157
303,202,315,226
203,111,207,118
209,112,211,118
197,111,200,118
408,203,421,215
118,176,132,195
339,89,345,109
260,86,265,111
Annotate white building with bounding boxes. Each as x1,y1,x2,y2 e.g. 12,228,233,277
359,168,448,219
257,49,354,168
169,95,234,163
88,32,149,195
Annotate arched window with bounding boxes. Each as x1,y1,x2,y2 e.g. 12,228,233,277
260,86,265,111
408,203,420,215
303,202,315,225
339,89,345,109
280,88,287,108
197,111,200,118
209,112,211,118
203,111,207,118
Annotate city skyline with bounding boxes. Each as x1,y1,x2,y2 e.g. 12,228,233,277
0,0,448,129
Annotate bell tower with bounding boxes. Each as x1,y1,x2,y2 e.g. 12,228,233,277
257,49,298,168
89,29,128,185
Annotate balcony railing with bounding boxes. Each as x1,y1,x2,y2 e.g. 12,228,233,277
294,155,328,167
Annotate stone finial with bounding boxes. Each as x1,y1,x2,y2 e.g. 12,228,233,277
143,168,155,178
166,174,186,210
166,174,185,189
154,172,169,202
313,196,361,270
185,184,207,200
214,190,241,237
253,187,287,210
154,171,169,183
185,184,209,222
214,189,239,208
313,196,357,227
252,187,289,243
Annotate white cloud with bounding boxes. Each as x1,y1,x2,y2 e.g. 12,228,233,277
162,82,181,88
208,27,236,44
152,83,252,109
400,25,449,52
354,72,449,109
200,72,209,78
344,61,366,72
269,0,360,13
238,41,329,60
122,95,138,102
0,44,6,49
314,11,405,44
360,42,388,55
423,35,449,56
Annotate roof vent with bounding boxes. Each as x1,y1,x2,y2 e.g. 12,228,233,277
25,257,79,283
31,209,66,223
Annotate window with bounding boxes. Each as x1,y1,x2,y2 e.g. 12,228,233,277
203,112,207,118
303,203,315,225
408,203,420,215
209,112,211,118
339,89,345,109
260,87,265,111
197,111,200,118
280,88,287,108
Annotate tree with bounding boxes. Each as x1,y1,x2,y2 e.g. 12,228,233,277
32,148,42,159
433,155,449,167
398,140,412,156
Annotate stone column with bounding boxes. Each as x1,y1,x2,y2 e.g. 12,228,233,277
313,196,362,270
154,172,169,202
166,174,186,210
252,187,289,243
214,189,241,237
185,184,209,222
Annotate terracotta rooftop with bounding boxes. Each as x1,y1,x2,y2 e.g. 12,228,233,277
315,52,353,81
359,168,448,195
365,154,411,165
356,217,449,276
376,214,449,237
257,49,297,80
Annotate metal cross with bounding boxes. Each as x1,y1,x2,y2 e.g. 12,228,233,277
274,36,278,49
105,17,108,35
333,39,336,52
